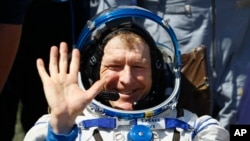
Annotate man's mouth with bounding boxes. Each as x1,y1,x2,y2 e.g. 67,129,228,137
119,91,133,95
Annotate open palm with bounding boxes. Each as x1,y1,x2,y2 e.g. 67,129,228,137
36,42,105,133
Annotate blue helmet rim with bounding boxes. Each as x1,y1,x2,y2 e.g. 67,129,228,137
77,5,181,119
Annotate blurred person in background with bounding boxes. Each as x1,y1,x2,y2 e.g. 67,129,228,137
0,0,90,140
236,63,250,124
0,0,32,93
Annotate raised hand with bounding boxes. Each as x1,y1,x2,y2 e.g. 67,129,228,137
36,42,105,133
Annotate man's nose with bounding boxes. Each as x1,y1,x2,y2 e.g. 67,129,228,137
119,66,134,85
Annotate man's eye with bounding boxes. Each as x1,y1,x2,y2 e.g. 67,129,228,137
133,65,145,69
108,65,122,70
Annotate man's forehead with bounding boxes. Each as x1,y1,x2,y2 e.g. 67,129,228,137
104,36,150,52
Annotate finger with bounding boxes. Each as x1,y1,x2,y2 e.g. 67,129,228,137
36,58,50,84
69,48,80,77
49,46,59,77
85,79,106,100
59,42,69,74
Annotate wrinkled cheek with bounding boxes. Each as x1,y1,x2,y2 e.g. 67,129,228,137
101,72,119,89
137,75,151,86
100,70,117,79
137,76,152,97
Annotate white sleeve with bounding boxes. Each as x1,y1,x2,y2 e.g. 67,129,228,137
23,114,50,141
192,115,229,141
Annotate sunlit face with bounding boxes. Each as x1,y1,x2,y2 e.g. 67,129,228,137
99,32,152,110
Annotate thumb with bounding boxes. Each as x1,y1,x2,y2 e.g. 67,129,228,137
84,79,106,100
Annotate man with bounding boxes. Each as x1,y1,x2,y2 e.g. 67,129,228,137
24,6,229,141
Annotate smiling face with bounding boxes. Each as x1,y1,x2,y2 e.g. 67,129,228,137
99,31,152,110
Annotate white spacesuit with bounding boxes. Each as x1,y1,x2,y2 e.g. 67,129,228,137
24,107,228,141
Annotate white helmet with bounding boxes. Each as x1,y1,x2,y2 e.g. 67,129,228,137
77,5,182,119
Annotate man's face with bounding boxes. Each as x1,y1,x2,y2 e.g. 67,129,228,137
100,35,152,110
